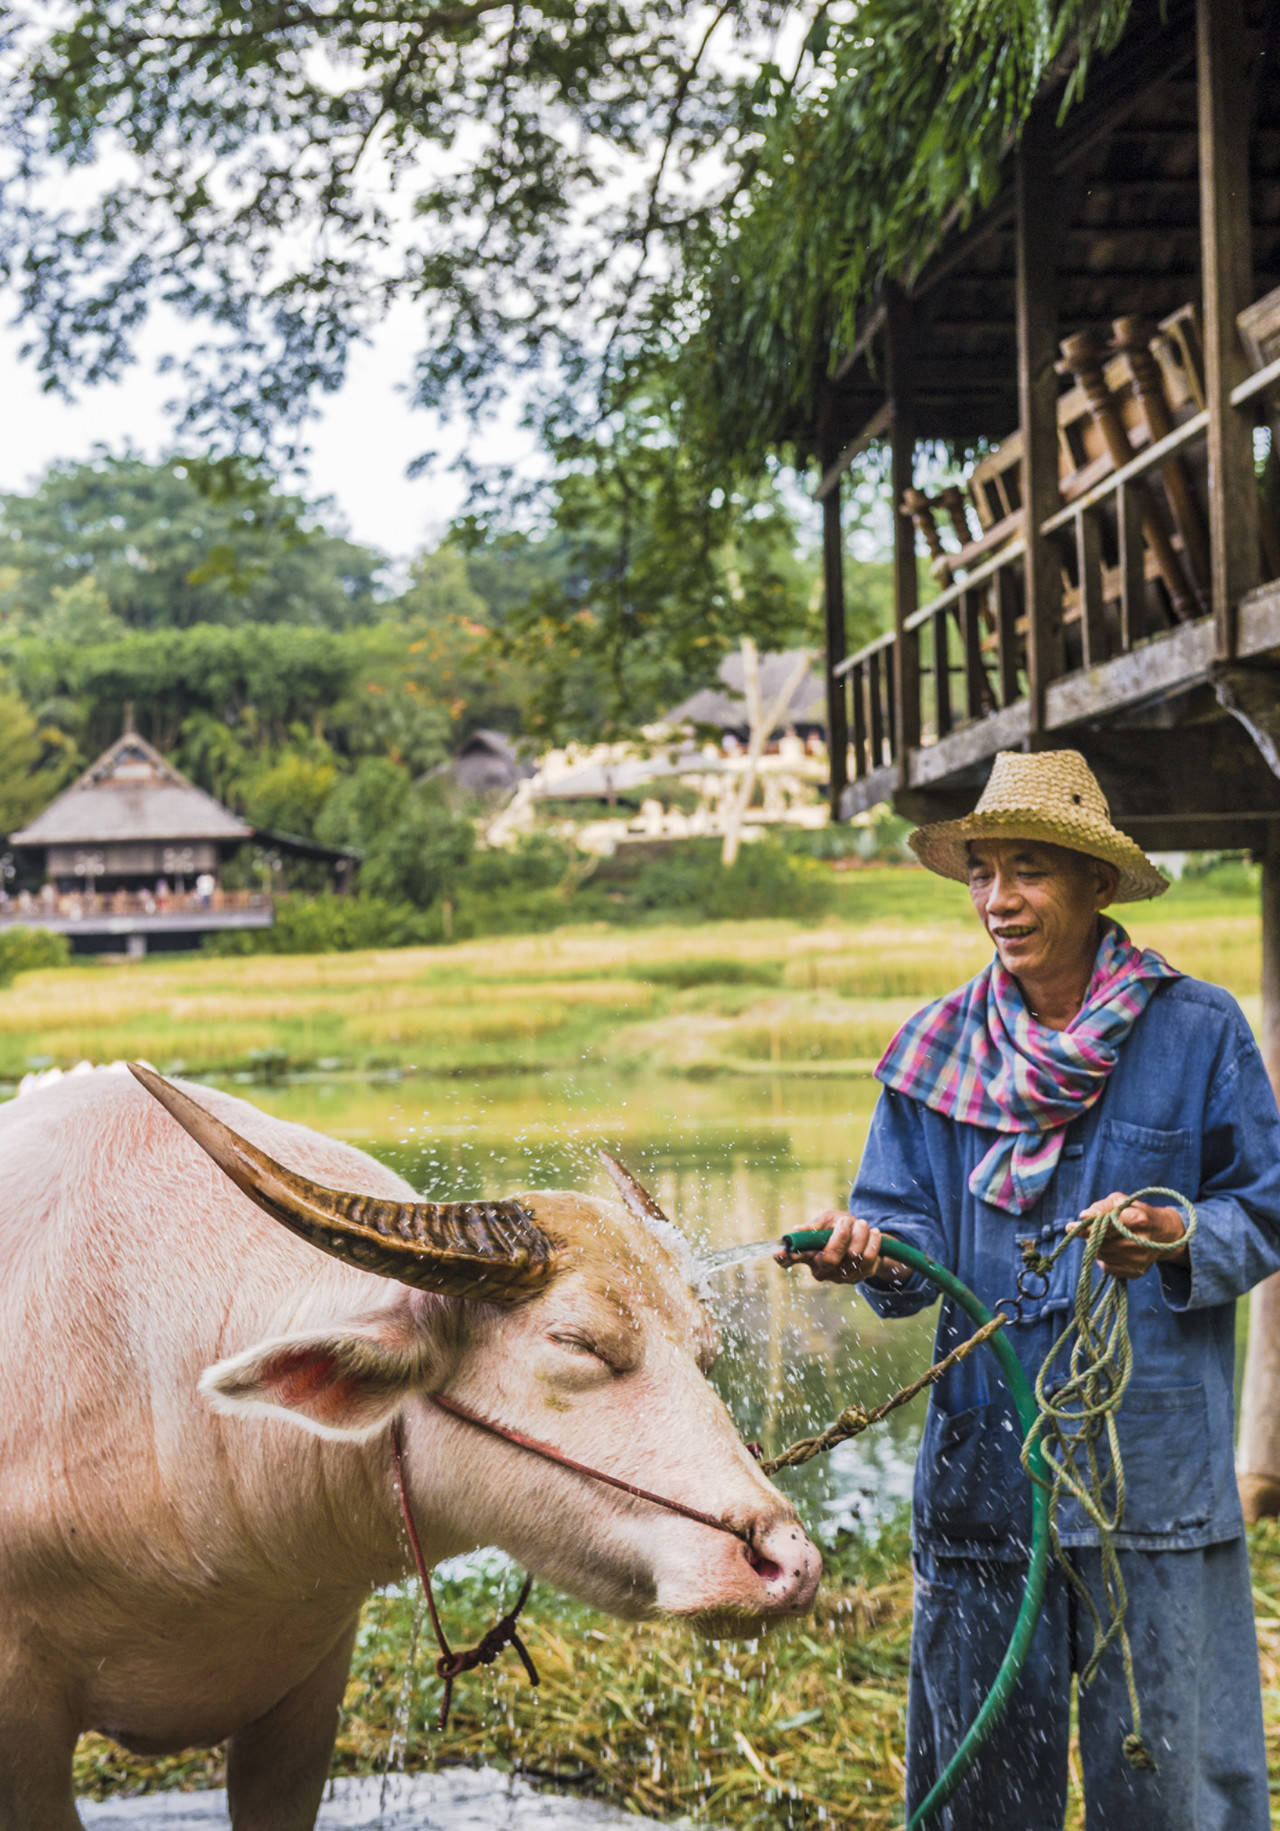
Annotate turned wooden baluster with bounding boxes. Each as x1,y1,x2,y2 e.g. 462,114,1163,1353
939,486,978,548
1058,330,1198,622
1111,315,1210,609
901,488,952,580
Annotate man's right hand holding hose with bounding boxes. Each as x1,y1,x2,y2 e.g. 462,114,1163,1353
775,1209,906,1286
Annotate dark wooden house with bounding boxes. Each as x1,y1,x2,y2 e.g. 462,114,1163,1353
791,0,1280,1509
10,728,253,894
6,729,269,953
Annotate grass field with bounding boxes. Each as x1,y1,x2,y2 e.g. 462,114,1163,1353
3,863,1264,1086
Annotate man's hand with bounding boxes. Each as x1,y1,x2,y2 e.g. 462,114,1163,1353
1073,1192,1189,1279
775,1209,902,1285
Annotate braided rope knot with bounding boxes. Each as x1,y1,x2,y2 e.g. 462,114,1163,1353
1019,1244,1056,1280
435,1584,538,1681
431,1570,540,1730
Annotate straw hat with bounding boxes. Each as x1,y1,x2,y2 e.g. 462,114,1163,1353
908,750,1169,903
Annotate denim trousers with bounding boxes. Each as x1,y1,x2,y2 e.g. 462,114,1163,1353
906,1537,1269,1830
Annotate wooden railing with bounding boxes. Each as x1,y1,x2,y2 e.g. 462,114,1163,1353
834,389,1254,791
836,536,1029,780
0,888,272,925
837,630,895,779
1038,409,1209,662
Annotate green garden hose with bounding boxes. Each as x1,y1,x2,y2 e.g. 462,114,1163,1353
779,1228,1051,1831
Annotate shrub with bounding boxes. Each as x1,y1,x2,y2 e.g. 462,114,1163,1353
628,838,833,922
359,799,474,908
0,925,71,985
205,895,442,956
464,833,576,895
640,956,784,988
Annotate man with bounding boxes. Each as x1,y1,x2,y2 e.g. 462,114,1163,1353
792,750,1280,1830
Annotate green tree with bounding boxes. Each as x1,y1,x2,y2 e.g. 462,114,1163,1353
0,623,362,762
480,405,823,740
2,5,792,457
359,793,475,913
241,749,340,838
0,685,75,835
0,455,387,630
314,757,413,852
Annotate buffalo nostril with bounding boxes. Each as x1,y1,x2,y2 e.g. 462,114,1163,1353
745,1544,785,1583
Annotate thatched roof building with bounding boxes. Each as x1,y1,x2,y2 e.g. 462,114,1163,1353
665,650,825,739
427,729,534,799
10,729,251,887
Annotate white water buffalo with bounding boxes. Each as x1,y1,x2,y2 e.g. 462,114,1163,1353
0,1065,820,1831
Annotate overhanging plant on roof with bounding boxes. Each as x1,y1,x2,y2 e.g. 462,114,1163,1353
674,0,1138,474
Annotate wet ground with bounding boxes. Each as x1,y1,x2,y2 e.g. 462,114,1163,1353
80,1771,713,1829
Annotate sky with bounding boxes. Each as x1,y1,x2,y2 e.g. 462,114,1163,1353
1,296,535,567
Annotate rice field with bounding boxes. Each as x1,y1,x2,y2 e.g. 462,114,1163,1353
0,865,1264,1085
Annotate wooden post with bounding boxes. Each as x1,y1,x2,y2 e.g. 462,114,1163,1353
886,284,919,780
821,477,850,820
1238,829,1280,1518
1198,0,1259,658
1016,102,1064,734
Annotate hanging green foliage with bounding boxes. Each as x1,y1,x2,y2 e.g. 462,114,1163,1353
672,0,1137,472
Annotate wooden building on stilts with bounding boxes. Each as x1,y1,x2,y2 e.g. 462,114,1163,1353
777,0,1280,1512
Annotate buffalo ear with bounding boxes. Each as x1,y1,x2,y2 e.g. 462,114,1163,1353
200,1304,451,1441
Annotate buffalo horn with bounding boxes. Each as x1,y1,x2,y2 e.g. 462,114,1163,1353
128,1063,560,1304
598,1148,673,1227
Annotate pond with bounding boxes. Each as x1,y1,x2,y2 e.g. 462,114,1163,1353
247,1067,942,1543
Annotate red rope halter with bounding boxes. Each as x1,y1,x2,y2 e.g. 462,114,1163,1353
389,1394,749,1730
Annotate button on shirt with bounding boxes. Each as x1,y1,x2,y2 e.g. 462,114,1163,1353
854,976,1280,1560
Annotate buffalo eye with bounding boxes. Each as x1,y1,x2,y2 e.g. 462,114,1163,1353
548,1330,621,1372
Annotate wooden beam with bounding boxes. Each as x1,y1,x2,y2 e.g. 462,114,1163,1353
1016,101,1065,734
839,763,897,820
908,701,1033,786
1238,834,1280,1519
1239,580,1280,655
893,786,979,825
1198,0,1261,657
1121,815,1280,850
1214,665,1280,777
1045,619,1214,726
886,283,920,776
1079,726,1280,818
1246,822,1280,1551
813,402,893,502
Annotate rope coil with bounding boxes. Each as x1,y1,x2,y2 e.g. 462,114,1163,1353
1019,1185,1198,1770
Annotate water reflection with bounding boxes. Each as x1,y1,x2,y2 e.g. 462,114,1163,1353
252,1070,937,1539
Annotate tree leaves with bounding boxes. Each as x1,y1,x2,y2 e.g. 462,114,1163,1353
678,0,1137,467
2,0,784,461
0,452,387,629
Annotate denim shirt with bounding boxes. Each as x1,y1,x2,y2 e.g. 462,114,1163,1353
855,977,1280,1561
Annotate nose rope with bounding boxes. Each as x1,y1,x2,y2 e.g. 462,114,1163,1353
390,1396,757,1734
429,1390,751,1540
391,1417,540,1731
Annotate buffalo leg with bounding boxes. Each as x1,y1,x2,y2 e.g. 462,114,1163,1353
0,1673,82,1830
226,1617,359,1831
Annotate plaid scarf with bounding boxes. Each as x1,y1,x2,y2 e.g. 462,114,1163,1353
876,921,1181,1216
